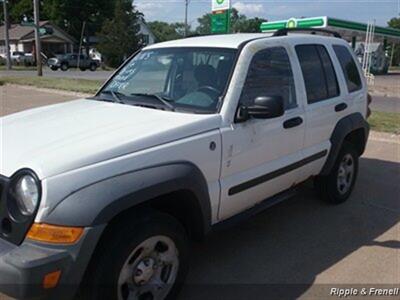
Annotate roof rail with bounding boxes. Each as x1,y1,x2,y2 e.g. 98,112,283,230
272,28,342,38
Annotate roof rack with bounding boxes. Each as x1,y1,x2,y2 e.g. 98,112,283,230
272,28,342,38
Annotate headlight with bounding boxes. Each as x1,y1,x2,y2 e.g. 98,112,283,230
13,174,40,215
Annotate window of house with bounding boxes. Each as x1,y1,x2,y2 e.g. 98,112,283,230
239,47,297,110
296,44,340,104
333,45,362,93
142,35,150,45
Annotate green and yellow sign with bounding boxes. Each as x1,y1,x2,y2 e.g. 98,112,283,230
212,0,230,12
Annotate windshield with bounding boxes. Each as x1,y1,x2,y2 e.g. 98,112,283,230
99,47,237,113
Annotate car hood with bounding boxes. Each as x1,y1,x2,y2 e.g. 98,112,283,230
0,99,221,179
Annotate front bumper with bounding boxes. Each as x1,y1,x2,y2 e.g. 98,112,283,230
0,225,105,300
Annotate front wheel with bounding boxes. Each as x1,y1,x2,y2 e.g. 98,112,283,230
60,63,68,71
315,142,359,204
81,211,189,300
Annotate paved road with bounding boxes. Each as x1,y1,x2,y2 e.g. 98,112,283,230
0,86,399,299
371,95,400,113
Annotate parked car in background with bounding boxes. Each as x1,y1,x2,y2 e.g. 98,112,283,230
7,52,34,66
47,53,100,71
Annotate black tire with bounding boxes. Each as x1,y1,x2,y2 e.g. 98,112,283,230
50,66,58,71
60,63,68,71
89,63,97,72
79,67,87,71
315,142,359,204
80,211,189,300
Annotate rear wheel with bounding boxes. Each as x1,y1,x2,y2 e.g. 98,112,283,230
81,211,189,300
80,67,87,71
315,142,358,204
50,66,58,71
89,63,97,71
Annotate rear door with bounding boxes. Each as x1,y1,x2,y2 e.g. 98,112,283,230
294,43,345,181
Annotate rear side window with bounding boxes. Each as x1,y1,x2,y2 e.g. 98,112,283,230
295,45,339,104
239,47,297,110
333,45,362,93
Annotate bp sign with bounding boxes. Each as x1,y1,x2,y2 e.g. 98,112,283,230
286,18,298,28
212,0,230,12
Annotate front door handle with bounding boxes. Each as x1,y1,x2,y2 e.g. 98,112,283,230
335,103,348,112
283,117,303,129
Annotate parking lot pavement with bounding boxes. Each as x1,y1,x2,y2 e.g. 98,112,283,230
0,86,399,300
179,137,399,299
0,85,77,117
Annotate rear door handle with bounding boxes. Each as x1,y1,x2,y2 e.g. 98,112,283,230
283,117,303,129
335,103,348,112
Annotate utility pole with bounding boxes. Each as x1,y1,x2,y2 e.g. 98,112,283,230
33,0,42,76
3,0,12,70
184,0,189,37
77,21,86,69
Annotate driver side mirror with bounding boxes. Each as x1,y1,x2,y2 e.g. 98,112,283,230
238,96,284,121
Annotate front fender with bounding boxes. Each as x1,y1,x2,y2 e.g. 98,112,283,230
44,162,211,235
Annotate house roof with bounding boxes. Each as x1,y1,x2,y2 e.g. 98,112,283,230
0,21,76,44
0,21,48,40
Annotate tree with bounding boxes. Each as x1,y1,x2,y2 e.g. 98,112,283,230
234,17,267,33
43,0,114,42
387,17,400,66
196,13,212,35
148,21,181,42
97,0,142,68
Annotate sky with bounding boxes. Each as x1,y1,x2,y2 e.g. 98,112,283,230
134,0,400,27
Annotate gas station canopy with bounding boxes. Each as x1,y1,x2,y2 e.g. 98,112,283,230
260,16,400,43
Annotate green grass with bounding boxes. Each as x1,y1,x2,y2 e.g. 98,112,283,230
369,111,400,134
0,65,38,71
0,76,103,94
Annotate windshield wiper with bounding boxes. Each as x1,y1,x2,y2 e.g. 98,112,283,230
99,90,125,104
130,93,175,111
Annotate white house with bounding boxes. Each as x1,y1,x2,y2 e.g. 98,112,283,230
138,19,156,45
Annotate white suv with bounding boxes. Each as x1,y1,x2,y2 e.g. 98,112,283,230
0,30,369,300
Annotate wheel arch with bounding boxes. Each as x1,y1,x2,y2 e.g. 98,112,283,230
320,113,369,176
44,162,212,240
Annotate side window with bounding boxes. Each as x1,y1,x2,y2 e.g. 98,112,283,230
296,44,339,104
239,47,297,110
333,45,362,93
317,46,340,98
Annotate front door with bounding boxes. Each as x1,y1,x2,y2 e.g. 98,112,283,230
219,45,305,220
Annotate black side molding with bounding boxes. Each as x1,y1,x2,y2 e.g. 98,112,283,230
228,150,328,196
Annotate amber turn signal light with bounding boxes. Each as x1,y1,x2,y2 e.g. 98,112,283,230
43,270,62,289
27,223,83,244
